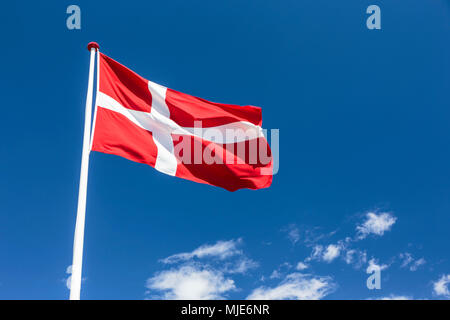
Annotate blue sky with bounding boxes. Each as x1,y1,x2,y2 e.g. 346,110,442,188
0,1,449,300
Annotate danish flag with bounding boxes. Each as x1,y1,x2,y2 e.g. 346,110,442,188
90,53,273,191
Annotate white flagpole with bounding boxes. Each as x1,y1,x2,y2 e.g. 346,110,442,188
70,42,99,300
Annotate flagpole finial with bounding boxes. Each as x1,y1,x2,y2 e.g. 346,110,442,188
87,42,100,51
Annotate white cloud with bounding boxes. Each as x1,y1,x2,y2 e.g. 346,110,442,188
160,239,257,276
374,294,412,300
409,258,426,271
323,244,341,263
305,245,323,262
356,212,397,239
301,228,337,247
296,262,308,271
225,257,258,274
269,262,293,279
306,244,342,263
247,273,335,300
283,224,300,245
344,250,354,264
161,239,243,264
366,258,388,272
399,252,413,268
65,265,72,289
270,270,282,279
399,253,426,271
148,238,258,299
146,265,235,300
64,265,86,290
433,274,450,298
344,249,367,268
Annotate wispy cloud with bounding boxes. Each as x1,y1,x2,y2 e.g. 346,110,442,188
296,262,308,271
356,212,396,239
366,258,389,272
409,258,426,271
300,211,397,270
372,294,412,300
432,274,450,298
282,224,300,245
247,273,335,300
306,243,343,263
344,249,367,268
306,245,324,262
161,239,243,264
399,252,413,268
65,265,72,289
399,253,426,272
224,257,259,275
146,265,235,299
63,265,86,291
269,262,292,279
300,227,337,247
322,244,341,263
270,270,282,279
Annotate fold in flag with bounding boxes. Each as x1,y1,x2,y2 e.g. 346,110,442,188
91,53,272,191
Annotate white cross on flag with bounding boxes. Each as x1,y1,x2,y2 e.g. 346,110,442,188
90,53,273,191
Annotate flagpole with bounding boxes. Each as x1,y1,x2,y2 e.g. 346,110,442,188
70,42,99,300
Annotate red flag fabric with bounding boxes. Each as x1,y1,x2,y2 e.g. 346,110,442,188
91,53,272,191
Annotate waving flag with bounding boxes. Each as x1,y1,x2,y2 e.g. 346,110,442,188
70,43,274,300
90,53,272,191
